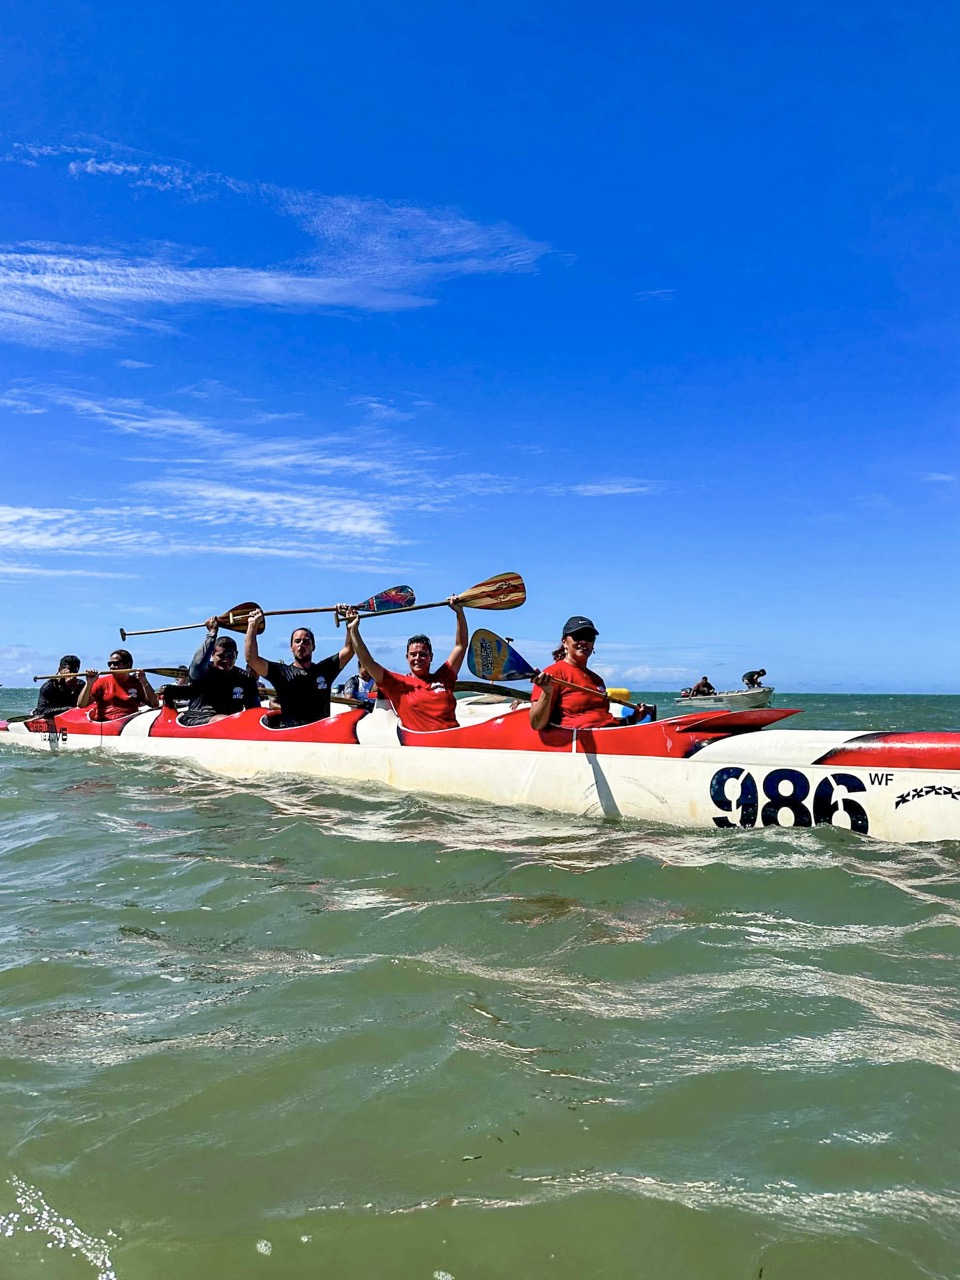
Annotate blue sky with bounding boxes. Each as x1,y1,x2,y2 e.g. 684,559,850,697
2,1,959,691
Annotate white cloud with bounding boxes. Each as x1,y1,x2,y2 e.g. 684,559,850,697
139,478,397,542
117,358,152,368
621,665,692,682
0,561,134,579
922,472,956,482
563,481,656,497
0,144,550,347
635,288,675,301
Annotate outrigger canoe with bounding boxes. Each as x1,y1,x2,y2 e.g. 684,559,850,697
3,698,960,843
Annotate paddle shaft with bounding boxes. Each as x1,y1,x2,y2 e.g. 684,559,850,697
454,680,531,701
121,621,212,638
545,674,641,712
33,668,173,682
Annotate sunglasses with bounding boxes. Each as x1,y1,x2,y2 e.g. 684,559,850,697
107,660,125,668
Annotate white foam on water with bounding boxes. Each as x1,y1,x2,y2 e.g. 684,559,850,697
0,1176,118,1278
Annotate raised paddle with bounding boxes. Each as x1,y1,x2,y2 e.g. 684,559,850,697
33,666,188,682
344,572,526,621
257,584,416,628
467,629,648,713
119,602,264,641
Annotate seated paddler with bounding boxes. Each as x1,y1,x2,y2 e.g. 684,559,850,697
77,648,159,721
33,655,83,718
244,608,353,727
342,597,467,731
529,616,653,731
163,619,260,726
689,675,716,696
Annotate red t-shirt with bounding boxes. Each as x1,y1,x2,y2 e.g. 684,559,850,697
529,660,619,729
87,674,145,721
378,662,458,732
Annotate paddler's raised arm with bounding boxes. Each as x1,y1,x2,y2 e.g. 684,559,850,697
342,609,385,684
445,595,468,675
333,604,354,672
244,608,269,679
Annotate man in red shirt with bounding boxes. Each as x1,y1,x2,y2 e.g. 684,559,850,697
342,598,467,732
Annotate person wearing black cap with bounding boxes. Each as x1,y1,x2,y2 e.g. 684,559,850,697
33,655,83,718
530,617,653,731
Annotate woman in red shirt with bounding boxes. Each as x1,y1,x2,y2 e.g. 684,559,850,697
530,616,652,731
77,648,160,722
343,599,467,731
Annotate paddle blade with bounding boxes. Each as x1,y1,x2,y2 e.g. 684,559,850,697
458,572,526,611
352,584,415,614
468,629,537,682
217,602,264,635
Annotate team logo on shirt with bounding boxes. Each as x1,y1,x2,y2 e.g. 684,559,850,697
315,675,328,689
233,687,245,700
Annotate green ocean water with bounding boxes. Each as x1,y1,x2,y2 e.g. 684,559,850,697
0,689,958,1280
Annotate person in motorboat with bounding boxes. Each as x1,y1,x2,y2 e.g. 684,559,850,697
244,609,353,727
336,663,378,708
529,616,655,730
161,621,260,726
742,668,766,689
77,648,159,721
33,655,84,718
688,676,716,696
342,598,468,731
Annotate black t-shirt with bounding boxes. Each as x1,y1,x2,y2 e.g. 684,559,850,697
266,655,343,726
33,677,82,717
169,667,260,721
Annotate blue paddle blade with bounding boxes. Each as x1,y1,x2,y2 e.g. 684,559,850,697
468,629,537,682
354,585,415,613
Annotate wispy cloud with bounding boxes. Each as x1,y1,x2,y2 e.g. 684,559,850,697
635,288,675,301
0,143,550,347
0,560,134,579
922,472,956,482
117,358,152,368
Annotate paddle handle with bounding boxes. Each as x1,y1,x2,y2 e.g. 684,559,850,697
119,621,207,639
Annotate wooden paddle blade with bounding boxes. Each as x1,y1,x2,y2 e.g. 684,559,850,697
467,629,537,682
217,602,264,635
148,666,190,680
458,572,526,611
352,584,415,613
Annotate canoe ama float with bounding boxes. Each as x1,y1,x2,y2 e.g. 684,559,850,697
3,698,960,844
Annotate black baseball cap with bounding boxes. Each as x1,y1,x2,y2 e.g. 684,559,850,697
562,615,599,637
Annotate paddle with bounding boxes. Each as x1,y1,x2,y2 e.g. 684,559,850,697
33,667,188,683
467,629,646,713
344,572,526,621
258,585,416,628
454,680,531,702
119,603,264,641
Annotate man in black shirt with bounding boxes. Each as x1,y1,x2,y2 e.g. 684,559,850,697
742,668,767,689
163,623,260,726
244,607,352,727
33,654,83,718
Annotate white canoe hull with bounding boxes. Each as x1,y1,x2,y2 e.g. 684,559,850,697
678,687,774,710
3,699,960,844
